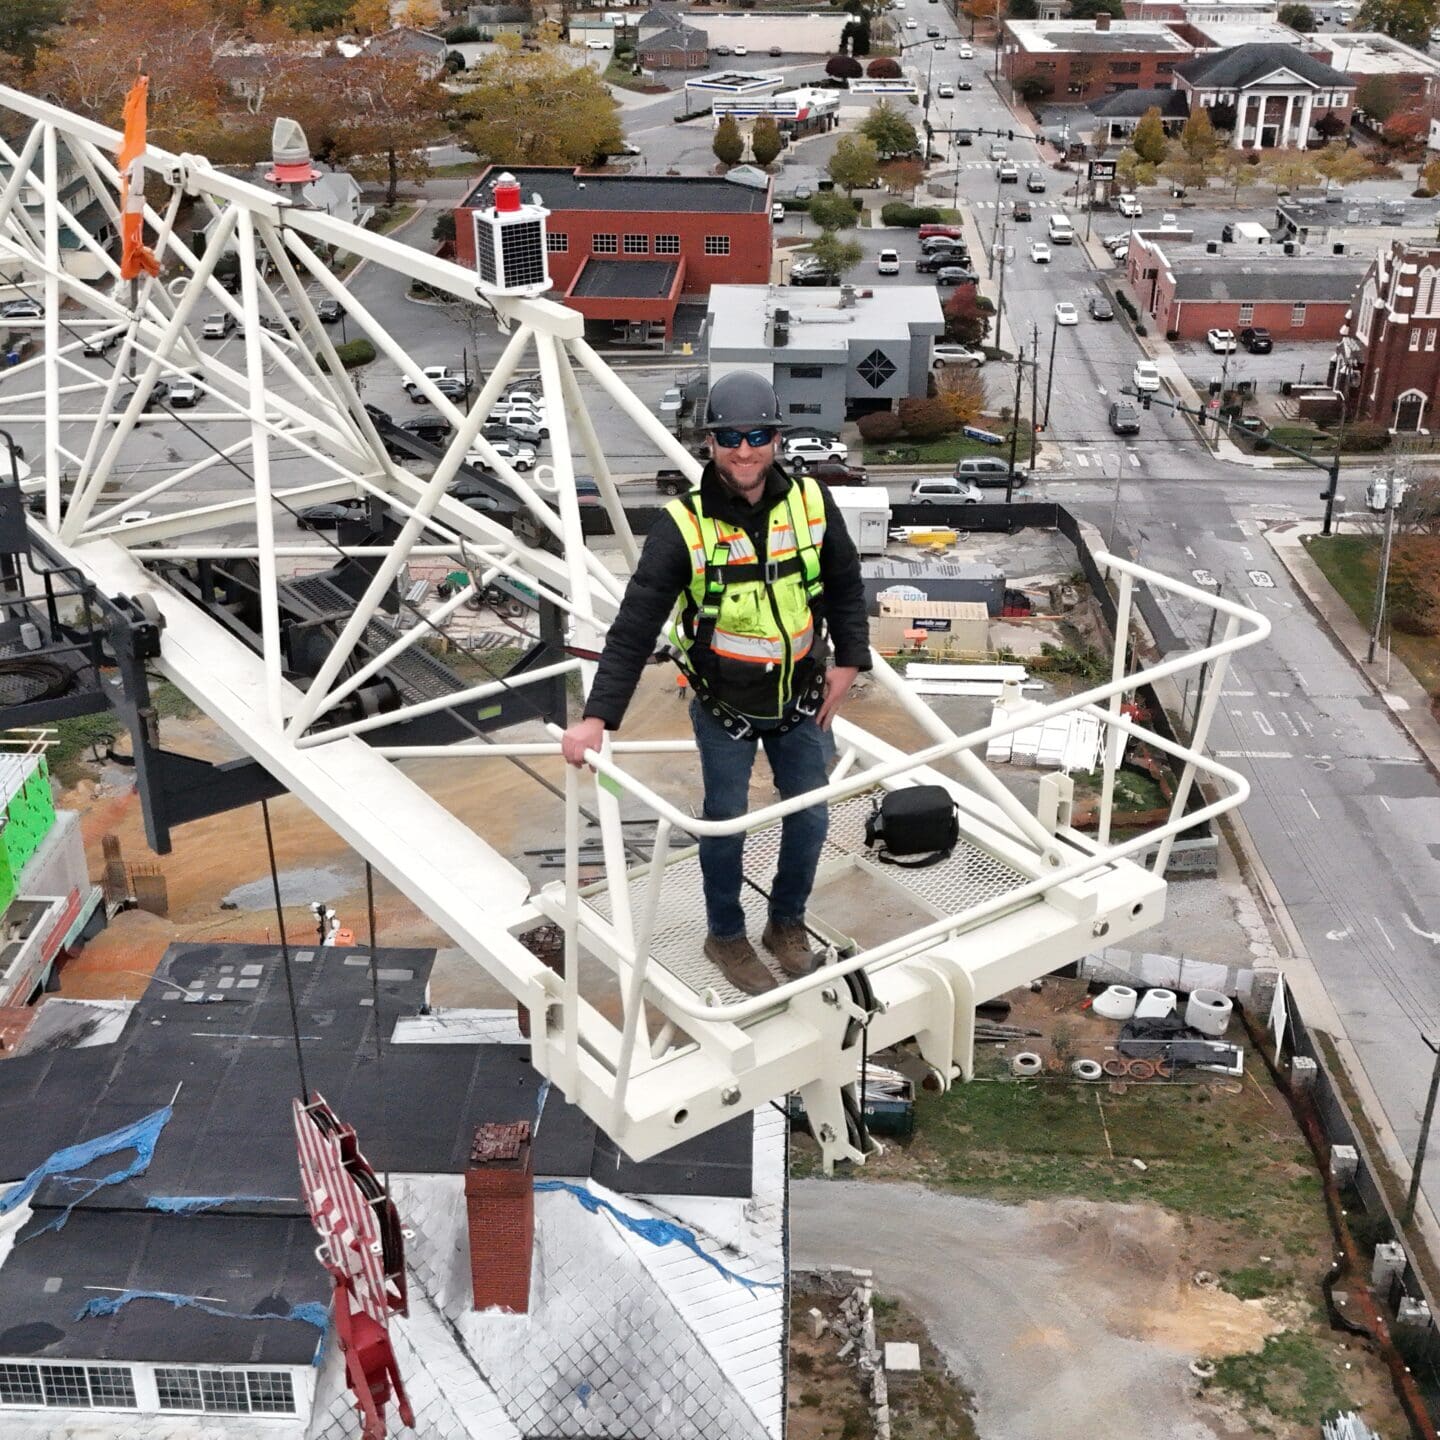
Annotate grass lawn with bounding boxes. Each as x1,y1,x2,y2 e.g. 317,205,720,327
869,428,1036,466
1304,533,1440,698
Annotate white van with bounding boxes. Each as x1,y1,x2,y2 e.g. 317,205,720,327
1047,214,1074,244
877,248,900,275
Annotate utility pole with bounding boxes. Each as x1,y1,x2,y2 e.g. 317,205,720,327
993,213,1010,360
1405,1032,1440,1229
1005,345,1025,503
1029,320,1039,472
1367,464,1399,665
1043,308,1060,430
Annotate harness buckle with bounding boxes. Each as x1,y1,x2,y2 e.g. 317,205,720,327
763,558,782,585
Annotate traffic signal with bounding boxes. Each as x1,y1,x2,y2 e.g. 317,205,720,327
1007,130,1014,141
1139,392,1152,410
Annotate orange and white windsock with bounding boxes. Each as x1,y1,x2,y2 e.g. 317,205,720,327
118,74,160,281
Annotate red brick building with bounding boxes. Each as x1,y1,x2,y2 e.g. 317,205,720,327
1126,234,1365,341
1331,241,1440,432
455,166,772,339
1000,15,1195,102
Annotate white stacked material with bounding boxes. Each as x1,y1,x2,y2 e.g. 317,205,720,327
1092,984,1138,1021
1133,987,1177,1020
904,662,1040,700
986,707,1115,773
1323,1413,1381,1440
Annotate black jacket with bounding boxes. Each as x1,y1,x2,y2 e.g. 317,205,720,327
583,461,871,729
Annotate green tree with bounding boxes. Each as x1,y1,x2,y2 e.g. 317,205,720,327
1357,72,1403,121
1131,106,1168,165
1069,0,1123,16
1009,0,1039,16
1263,150,1320,194
859,101,918,158
1355,0,1436,46
454,42,622,165
808,191,859,229
1158,105,1223,192
1115,147,1157,189
1215,148,1261,202
827,133,880,193
1422,153,1440,195
1314,108,1347,140
943,285,989,346
0,0,66,68
1178,103,1221,164
713,114,744,166
825,53,863,81
808,230,864,277
1207,100,1238,132
1311,139,1374,194
750,115,782,167
1277,1,1315,25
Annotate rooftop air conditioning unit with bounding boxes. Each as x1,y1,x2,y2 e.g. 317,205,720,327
1283,241,1297,256
473,172,550,297
774,320,790,346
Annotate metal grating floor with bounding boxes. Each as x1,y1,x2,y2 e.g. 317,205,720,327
586,794,1034,1007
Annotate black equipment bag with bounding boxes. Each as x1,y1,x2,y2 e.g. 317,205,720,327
864,786,959,869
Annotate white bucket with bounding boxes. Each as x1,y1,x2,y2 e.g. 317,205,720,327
1185,988,1232,1038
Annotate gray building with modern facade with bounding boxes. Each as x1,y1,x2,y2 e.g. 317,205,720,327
705,283,944,434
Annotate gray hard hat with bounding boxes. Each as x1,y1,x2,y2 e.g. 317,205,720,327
701,370,783,431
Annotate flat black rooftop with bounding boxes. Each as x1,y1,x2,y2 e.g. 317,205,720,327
570,258,681,299
464,165,769,214
0,941,754,1363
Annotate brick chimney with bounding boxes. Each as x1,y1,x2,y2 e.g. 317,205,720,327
1095,11,1111,27
464,1121,534,1313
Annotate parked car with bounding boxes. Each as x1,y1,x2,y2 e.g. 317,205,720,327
789,263,837,287
82,328,122,357
0,298,42,320
772,201,785,222
997,162,1019,183
920,234,966,254
167,375,203,408
954,457,1021,488
403,364,464,398
482,417,544,447
258,314,298,335
1012,201,1033,222
809,460,869,487
473,439,536,471
1054,301,1078,325
877,248,900,275
733,43,748,54
1025,172,1046,193
450,473,503,501
931,343,985,368
911,478,982,504
769,44,783,55
1132,360,1161,393
936,266,979,285
316,298,343,324
1088,294,1114,321
659,386,683,413
784,435,849,465
715,43,731,53
1030,240,1051,264
298,499,368,530
1108,400,1141,436
1240,326,1273,353
937,82,954,98
202,312,236,339
400,415,452,442
1116,193,1143,218
1207,328,1237,353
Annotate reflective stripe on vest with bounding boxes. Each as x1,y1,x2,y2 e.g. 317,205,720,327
665,475,827,717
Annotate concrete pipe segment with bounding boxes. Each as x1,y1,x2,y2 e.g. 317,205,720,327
1092,984,1137,1021
1133,988,1178,1020
1184,989,1233,1038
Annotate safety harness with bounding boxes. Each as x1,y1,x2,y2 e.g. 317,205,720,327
666,474,829,734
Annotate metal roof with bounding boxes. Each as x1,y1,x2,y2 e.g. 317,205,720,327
465,166,768,214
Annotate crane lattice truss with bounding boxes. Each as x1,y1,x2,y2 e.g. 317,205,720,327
0,85,1269,1169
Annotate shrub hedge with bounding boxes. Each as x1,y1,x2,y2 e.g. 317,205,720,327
880,201,944,227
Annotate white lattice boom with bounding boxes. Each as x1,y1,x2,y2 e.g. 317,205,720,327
0,84,1270,1169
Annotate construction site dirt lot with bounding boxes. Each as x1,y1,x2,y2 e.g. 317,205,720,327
791,978,1404,1440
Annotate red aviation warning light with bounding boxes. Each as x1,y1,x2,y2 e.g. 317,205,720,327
472,170,551,297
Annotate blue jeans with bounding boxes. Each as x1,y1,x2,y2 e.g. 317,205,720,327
690,698,832,940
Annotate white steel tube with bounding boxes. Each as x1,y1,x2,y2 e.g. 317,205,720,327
561,762,582,1096
282,321,536,739
1097,569,1132,848
373,740,697,758
236,210,286,727
571,337,705,478
555,341,638,570
42,126,61,531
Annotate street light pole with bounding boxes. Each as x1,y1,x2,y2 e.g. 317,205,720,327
1367,463,1399,665
1106,451,1124,553
1029,320,1039,472
1006,344,1025,502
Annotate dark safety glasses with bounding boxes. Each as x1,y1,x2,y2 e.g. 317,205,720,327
711,426,778,449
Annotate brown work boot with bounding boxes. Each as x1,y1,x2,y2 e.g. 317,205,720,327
704,933,778,995
761,919,817,977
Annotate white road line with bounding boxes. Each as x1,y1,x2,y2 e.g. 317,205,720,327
1374,916,1396,952
1215,749,1293,759
1252,711,1274,737
1128,451,1140,467
1379,796,1392,812
1222,690,1255,697
1266,691,1291,698
1277,712,1299,737
1298,786,1320,819
1185,546,1195,559
1077,453,1089,468
1295,712,1313,737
